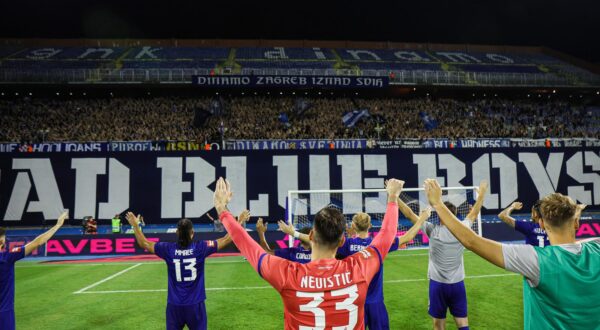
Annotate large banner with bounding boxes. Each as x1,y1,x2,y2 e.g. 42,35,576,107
192,75,389,88
0,148,598,226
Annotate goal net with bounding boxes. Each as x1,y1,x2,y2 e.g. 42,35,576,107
286,187,482,249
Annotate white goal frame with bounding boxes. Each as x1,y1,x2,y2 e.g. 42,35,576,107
287,187,482,248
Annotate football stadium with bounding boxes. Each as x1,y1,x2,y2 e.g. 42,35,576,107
0,2,599,330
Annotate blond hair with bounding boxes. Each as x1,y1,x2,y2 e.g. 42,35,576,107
540,193,578,228
352,212,371,232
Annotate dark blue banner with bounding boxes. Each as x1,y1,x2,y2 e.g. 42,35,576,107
226,139,367,150
0,148,598,226
192,75,389,88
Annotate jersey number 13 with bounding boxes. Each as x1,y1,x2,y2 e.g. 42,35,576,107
173,258,197,282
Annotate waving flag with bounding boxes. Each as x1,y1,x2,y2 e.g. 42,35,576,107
342,109,370,128
279,112,291,128
419,111,438,131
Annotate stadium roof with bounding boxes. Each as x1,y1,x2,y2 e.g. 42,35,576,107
0,0,598,63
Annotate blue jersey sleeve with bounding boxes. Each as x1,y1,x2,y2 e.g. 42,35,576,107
154,242,170,260
337,238,352,258
389,237,400,252
274,248,291,260
201,240,218,258
7,245,25,264
514,221,534,235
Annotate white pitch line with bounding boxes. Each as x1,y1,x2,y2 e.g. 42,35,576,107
73,263,143,294
385,273,519,283
18,258,250,269
16,262,160,268
78,273,519,295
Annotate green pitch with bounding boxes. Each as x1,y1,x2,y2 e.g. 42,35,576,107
14,250,523,329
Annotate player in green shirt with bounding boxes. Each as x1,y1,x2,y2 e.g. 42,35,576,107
423,179,598,330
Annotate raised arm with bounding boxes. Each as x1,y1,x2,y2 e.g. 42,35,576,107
424,179,505,268
126,212,156,254
214,178,269,270
25,211,68,256
256,218,275,255
465,180,488,222
498,202,522,228
398,208,431,245
216,234,233,251
369,179,403,260
278,220,311,245
397,197,420,224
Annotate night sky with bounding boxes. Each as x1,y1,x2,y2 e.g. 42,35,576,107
1,0,598,62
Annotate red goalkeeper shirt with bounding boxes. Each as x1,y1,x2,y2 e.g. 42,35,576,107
219,202,398,329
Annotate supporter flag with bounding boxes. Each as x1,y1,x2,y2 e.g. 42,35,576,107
342,109,370,128
218,121,225,135
419,111,438,131
210,98,224,116
294,98,312,116
279,112,292,128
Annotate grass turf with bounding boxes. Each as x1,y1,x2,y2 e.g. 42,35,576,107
14,250,523,329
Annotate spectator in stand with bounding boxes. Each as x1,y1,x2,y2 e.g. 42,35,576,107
84,216,97,235
0,96,596,142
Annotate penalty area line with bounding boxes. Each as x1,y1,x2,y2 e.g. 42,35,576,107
73,263,143,294
78,273,518,295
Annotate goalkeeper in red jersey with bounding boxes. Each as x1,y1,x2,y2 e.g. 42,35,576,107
214,177,426,329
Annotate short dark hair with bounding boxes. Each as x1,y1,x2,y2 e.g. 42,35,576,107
177,218,194,248
299,227,312,235
313,207,346,248
0,227,5,237
444,202,458,216
540,193,577,228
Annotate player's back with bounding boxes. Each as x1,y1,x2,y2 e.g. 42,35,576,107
0,247,24,312
154,240,217,306
275,246,312,264
524,240,600,330
515,221,549,247
338,236,399,304
424,221,471,283
277,254,375,329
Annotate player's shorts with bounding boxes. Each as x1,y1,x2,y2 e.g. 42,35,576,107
428,279,468,319
0,309,16,330
166,302,207,330
364,301,390,330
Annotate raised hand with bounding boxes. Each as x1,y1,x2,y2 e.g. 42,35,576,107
511,202,523,210
125,212,140,226
419,207,432,222
424,179,443,207
277,220,295,235
237,210,251,225
476,180,489,196
56,210,69,227
256,218,268,234
214,177,233,214
385,178,405,199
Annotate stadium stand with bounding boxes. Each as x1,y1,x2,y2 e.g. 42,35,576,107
1,43,598,86
0,97,597,142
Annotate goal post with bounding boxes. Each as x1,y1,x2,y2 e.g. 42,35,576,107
286,187,483,249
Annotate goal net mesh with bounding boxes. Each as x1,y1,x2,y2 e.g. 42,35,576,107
287,188,481,249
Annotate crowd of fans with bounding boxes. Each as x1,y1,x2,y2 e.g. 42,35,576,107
0,96,597,143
